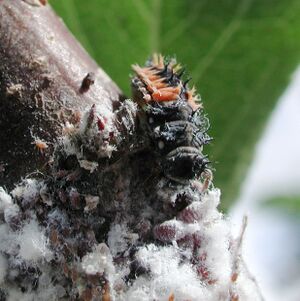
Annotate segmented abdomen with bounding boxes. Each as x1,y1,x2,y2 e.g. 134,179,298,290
131,54,211,183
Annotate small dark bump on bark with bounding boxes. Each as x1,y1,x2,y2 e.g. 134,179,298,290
79,72,95,94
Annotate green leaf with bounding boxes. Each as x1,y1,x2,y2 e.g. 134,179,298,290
51,0,300,209
263,196,300,215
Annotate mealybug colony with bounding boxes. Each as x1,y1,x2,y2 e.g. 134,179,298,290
131,54,211,184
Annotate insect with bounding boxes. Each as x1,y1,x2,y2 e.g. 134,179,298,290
79,72,95,94
131,54,211,183
32,138,48,154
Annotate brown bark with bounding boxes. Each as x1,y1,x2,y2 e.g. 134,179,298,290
0,0,123,189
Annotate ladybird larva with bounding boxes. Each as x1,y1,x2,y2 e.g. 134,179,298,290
131,54,212,183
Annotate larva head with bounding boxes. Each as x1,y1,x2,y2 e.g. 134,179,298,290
131,54,202,111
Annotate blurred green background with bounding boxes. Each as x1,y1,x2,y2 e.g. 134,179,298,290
51,0,300,210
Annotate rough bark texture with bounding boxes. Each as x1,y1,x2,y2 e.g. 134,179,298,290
0,0,122,189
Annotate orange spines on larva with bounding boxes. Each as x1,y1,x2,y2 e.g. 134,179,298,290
132,54,202,111
131,54,211,183
152,86,181,102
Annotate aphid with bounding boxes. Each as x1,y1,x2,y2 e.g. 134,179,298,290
153,222,177,242
153,220,185,242
168,293,175,301
97,117,106,131
131,54,211,183
102,282,111,301
86,104,96,130
230,293,239,301
200,169,213,192
32,138,48,154
70,110,82,125
177,201,203,223
79,72,95,93
62,121,75,136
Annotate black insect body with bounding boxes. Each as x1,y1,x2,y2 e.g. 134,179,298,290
131,54,211,183
163,146,210,183
153,120,210,154
145,101,193,127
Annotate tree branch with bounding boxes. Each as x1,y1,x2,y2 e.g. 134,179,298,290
0,0,122,189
